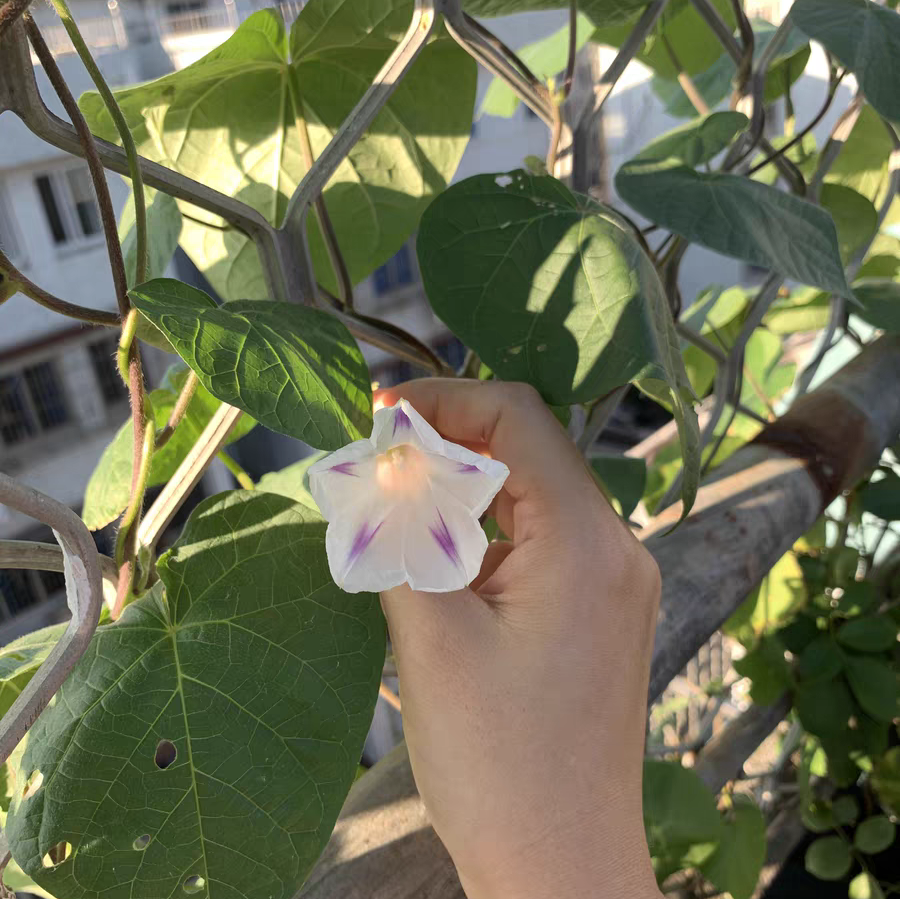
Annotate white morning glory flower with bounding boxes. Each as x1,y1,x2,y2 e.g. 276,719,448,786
308,399,509,594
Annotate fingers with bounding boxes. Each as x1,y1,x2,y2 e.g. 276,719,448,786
377,379,585,505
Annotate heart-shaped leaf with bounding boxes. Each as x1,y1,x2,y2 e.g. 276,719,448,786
793,0,900,122
82,363,256,530
130,279,372,450
417,170,699,517
6,491,385,899
80,4,475,300
616,114,852,297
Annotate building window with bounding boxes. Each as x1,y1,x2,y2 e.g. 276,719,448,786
0,568,39,618
35,166,102,246
0,185,23,264
89,337,128,406
0,360,69,447
373,243,416,296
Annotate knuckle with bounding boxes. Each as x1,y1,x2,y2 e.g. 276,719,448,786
504,381,543,407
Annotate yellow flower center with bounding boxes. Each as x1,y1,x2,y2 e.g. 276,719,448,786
376,444,428,496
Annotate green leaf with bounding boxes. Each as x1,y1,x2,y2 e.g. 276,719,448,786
616,115,851,298
481,14,594,117
82,363,256,530
804,836,853,881
778,614,820,654
872,748,900,816
465,0,651,23
853,279,900,332
832,794,860,826
733,637,792,705
792,0,900,122
802,799,836,833
765,287,831,334
0,624,67,719
592,0,736,77
836,581,880,617
700,798,766,899
854,816,896,854
795,677,855,738
81,5,475,301
255,452,326,510
590,455,646,519
6,491,385,899
797,635,844,683
845,656,897,722
739,329,796,418
643,759,723,874
820,184,879,265
130,279,372,450
850,872,886,899
652,19,810,119
859,472,900,521
417,171,699,517
837,617,899,653
827,105,897,206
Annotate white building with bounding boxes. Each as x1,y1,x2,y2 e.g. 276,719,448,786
0,0,838,638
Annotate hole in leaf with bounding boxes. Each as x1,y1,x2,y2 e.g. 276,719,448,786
495,175,512,188
41,841,72,868
155,739,177,769
133,834,151,851
183,875,206,894
22,770,43,800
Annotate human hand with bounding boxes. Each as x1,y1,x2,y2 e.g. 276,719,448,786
377,379,662,899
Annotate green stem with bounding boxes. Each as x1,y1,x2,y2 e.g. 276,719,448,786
117,308,139,383
218,452,254,490
48,0,147,285
115,403,155,570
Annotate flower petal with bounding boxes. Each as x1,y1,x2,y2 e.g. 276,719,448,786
325,494,407,593
371,399,443,454
425,445,509,519
307,439,376,520
401,488,488,592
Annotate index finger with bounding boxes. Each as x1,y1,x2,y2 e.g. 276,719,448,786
376,378,599,513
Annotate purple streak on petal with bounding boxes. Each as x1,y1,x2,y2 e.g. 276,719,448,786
429,511,461,568
329,461,358,476
456,462,481,474
393,407,412,435
348,520,384,567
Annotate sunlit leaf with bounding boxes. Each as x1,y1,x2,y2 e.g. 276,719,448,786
130,279,372,450
418,170,700,517
81,4,475,300
820,183,878,265
700,797,766,899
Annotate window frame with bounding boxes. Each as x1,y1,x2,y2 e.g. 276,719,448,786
0,182,25,266
34,164,104,251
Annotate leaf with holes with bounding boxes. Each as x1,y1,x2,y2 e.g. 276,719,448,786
5,490,385,899
792,0,900,122
700,797,766,899
616,114,852,297
130,279,372,450
417,170,699,518
80,4,475,301
82,363,256,530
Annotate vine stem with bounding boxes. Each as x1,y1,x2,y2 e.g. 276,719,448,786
661,33,710,115
291,81,354,309
156,371,199,449
25,16,152,610
218,452,254,490
48,0,148,285
0,248,120,325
